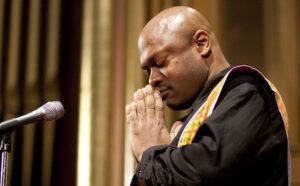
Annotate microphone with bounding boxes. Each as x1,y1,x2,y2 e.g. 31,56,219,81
0,101,65,133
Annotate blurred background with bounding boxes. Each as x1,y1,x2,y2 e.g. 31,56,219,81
0,0,299,185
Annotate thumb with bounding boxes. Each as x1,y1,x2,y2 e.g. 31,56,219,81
170,121,183,141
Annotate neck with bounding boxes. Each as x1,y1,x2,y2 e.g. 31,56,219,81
206,48,230,82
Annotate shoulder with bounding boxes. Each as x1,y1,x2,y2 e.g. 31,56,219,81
211,68,281,126
213,69,285,133
219,68,276,105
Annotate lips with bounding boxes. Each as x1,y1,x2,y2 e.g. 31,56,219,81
157,86,169,100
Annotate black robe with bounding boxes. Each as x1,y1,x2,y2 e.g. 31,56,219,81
131,67,288,186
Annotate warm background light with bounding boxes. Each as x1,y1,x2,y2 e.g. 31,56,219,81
0,0,298,186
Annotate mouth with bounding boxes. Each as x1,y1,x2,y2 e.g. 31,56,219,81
157,86,169,100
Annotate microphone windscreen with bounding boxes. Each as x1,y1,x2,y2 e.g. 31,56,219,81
41,101,65,121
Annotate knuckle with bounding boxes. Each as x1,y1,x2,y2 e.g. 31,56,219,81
155,104,164,111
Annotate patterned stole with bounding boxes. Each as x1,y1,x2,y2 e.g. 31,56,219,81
177,65,291,184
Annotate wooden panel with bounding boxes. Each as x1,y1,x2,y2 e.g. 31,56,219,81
124,0,146,185
90,0,112,185
292,146,300,185
263,0,300,184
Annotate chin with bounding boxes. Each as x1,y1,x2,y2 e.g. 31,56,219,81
166,100,192,111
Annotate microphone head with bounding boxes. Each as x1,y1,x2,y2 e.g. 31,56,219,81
41,101,65,121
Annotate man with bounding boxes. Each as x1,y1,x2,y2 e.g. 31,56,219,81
125,6,290,186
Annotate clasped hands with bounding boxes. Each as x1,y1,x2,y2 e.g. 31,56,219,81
126,85,181,161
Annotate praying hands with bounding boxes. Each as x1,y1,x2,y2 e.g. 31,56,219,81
125,85,171,161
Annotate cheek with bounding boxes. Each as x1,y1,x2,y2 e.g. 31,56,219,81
168,66,199,93
169,61,207,96
170,60,202,83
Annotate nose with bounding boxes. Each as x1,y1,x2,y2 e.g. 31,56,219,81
148,67,163,87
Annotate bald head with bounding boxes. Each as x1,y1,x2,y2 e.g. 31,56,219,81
139,6,212,52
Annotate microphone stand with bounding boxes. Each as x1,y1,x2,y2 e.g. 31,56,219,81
0,101,64,186
0,133,11,186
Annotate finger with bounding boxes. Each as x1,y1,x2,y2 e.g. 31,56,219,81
154,90,164,126
144,85,155,121
170,121,182,140
134,89,146,123
129,102,138,126
125,104,131,124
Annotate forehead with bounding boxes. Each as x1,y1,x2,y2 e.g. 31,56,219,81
138,37,164,66
138,31,189,66
138,13,186,59
139,34,177,65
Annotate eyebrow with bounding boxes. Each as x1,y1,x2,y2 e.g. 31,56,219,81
141,50,157,68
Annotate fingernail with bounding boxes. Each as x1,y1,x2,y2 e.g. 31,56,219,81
125,105,130,112
142,87,146,94
136,89,142,99
134,92,138,99
154,91,160,98
146,85,153,93
130,102,136,109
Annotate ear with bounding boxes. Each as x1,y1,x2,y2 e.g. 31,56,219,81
192,30,211,57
